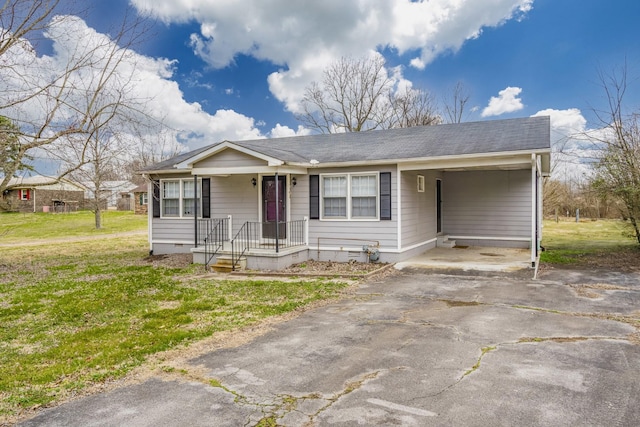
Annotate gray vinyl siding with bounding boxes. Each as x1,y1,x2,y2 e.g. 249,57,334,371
210,174,259,236
152,217,195,241
193,148,267,168
307,165,398,249
401,170,438,248
290,174,309,221
151,173,197,253
442,170,531,239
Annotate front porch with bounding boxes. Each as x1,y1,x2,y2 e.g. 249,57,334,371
192,217,309,271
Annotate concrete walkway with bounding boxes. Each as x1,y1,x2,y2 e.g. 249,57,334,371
18,266,640,426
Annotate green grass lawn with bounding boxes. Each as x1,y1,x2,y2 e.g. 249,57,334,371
0,210,148,243
541,218,638,264
0,214,350,421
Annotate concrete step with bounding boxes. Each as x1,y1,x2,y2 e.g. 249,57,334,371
211,255,246,272
436,235,456,248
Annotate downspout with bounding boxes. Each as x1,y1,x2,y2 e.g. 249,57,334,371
194,174,198,248
33,188,36,213
144,175,153,254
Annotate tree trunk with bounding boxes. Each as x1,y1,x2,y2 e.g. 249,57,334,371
631,217,640,245
95,207,102,229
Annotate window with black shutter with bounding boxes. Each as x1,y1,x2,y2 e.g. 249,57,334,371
379,172,391,220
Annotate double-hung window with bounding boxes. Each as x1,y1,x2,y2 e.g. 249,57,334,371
161,179,201,218
322,176,347,218
351,175,377,218
182,180,200,216
321,173,378,220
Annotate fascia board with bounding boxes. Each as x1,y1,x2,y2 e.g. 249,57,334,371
191,165,308,175
288,149,552,170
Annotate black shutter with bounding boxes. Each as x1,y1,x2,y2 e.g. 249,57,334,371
152,180,160,218
380,172,391,220
309,175,319,219
201,178,211,218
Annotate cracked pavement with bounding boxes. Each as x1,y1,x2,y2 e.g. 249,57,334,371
18,266,640,426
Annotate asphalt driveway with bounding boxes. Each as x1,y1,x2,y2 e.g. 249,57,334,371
18,266,640,426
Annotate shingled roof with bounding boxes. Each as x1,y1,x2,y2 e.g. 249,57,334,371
144,116,550,171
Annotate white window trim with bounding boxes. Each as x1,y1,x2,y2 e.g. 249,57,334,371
141,193,148,206
320,172,379,221
160,178,202,219
19,189,30,201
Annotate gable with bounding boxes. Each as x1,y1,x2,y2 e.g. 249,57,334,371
193,147,268,168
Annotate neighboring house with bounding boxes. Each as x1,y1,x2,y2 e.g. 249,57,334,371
82,181,138,211
1,175,85,213
141,116,551,270
132,184,149,215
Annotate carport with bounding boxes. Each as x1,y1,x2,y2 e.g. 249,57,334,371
395,246,533,274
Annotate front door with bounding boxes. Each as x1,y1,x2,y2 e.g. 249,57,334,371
262,176,286,239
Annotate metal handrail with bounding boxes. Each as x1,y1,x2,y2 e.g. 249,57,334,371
201,218,228,268
231,219,307,270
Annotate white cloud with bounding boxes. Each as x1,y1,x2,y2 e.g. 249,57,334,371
269,124,311,138
0,15,264,160
481,87,524,117
131,0,534,112
531,108,604,181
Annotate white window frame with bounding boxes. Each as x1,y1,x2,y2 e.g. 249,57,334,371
141,192,148,206
19,189,30,201
160,178,202,219
320,172,379,221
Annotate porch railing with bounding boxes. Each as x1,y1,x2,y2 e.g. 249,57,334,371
199,217,229,267
231,219,307,271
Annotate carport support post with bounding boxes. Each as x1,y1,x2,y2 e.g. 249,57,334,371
531,154,537,268
275,171,279,253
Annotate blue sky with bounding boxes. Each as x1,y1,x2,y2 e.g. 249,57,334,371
7,0,640,175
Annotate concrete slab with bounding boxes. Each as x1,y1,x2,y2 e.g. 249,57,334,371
18,267,640,427
395,246,532,274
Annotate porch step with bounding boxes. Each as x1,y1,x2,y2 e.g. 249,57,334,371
210,255,246,273
436,235,456,248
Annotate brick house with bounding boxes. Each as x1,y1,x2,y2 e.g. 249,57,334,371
132,183,149,215
2,175,85,213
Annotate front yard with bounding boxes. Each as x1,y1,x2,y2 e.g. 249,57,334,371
0,213,350,422
541,218,640,269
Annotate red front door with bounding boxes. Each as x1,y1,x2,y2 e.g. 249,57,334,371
262,176,286,239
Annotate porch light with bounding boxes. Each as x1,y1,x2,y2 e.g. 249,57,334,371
251,177,257,187
292,177,297,186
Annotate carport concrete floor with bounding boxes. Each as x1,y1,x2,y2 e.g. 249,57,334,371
18,265,640,426
395,246,533,273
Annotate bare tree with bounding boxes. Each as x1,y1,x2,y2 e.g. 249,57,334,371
589,62,640,243
0,0,62,56
297,56,440,133
42,14,155,228
0,2,156,225
441,81,471,124
384,86,441,128
297,55,394,133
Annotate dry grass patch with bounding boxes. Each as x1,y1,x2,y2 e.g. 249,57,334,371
0,233,350,423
